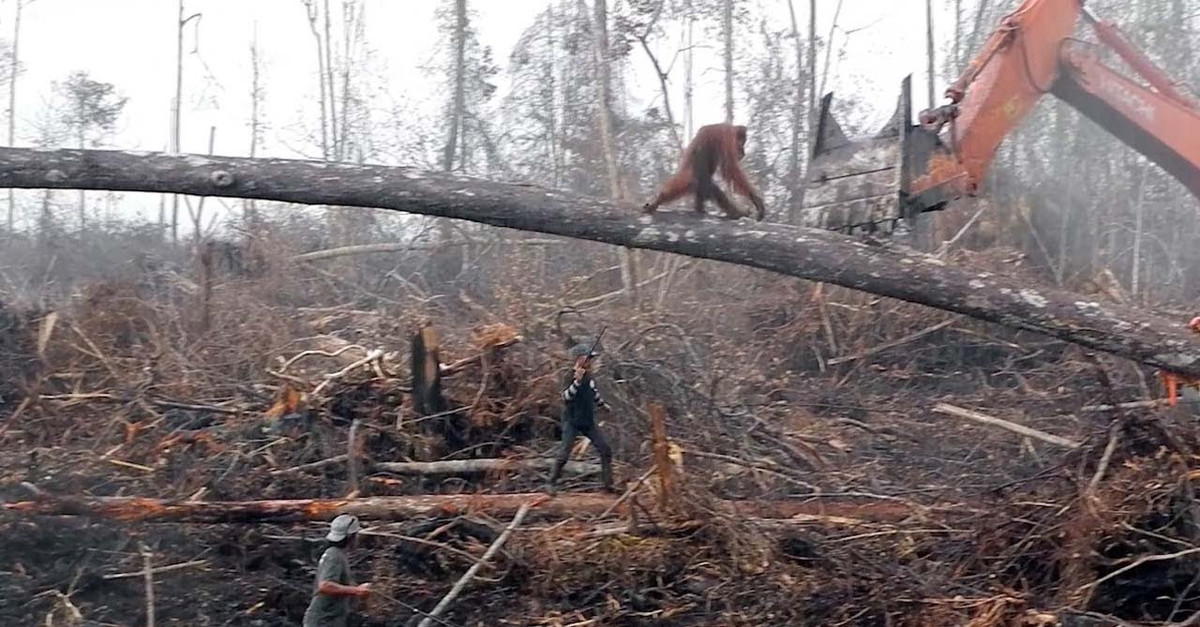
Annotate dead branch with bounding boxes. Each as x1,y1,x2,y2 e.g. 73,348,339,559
439,339,522,377
311,348,384,397
415,500,536,627
140,542,155,627
269,454,349,476
1086,420,1122,497
932,403,1081,450
1076,547,1200,594
101,559,208,581
3,147,1197,375
827,316,960,366
39,393,244,416
1078,399,1171,413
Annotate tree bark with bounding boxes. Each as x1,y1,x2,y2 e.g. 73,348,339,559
0,147,1197,376
4,491,964,524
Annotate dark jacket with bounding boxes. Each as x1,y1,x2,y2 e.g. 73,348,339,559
561,371,609,427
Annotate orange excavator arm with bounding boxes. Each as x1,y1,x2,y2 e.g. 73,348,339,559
805,0,1200,234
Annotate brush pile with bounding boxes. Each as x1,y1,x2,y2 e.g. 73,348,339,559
2,227,1199,626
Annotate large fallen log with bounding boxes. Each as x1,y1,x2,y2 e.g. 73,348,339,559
373,459,600,475
0,147,1196,375
3,492,975,524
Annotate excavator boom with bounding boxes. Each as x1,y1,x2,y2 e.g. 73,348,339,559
804,0,1200,235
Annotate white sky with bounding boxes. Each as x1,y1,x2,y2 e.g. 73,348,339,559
7,0,951,228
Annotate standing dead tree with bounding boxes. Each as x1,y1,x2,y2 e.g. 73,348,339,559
0,146,1196,376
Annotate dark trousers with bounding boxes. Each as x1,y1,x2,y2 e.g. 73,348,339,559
549,420,613,489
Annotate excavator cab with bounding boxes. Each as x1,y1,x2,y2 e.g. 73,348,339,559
803,75,957,236
804,1,1200,237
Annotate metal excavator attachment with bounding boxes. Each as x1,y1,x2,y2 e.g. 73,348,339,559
803,75,951,236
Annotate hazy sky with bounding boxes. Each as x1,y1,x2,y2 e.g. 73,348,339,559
8,0,951,227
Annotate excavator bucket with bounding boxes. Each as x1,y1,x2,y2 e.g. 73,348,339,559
803,75,948,235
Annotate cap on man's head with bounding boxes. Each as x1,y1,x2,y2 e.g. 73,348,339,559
326,514,363,542
569,343,596,359
1190,316,1200,333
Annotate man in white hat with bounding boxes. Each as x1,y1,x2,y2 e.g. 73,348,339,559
303,514,372,627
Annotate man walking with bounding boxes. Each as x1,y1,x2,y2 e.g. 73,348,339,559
303,514,371,627
548,343,616,494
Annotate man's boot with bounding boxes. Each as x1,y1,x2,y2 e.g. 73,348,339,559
600,459,616,494
546,461,564,496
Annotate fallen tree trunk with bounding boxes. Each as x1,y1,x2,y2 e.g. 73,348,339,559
4,492,973,524
373,458,599,475
0,147,1196,375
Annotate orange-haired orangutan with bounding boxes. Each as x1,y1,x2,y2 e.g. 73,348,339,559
642,123,766,221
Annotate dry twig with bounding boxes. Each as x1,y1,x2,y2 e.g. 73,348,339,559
932,403,1081,449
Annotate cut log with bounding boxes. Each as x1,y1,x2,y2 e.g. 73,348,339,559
4,492,975,524
0,148,1196,376
373,458,599,475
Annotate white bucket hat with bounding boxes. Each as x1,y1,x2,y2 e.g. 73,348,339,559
326,513,363,542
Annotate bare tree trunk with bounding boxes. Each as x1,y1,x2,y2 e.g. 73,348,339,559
303,0,329,160
633,5,679,150
187,125,217,249
591,0,638,306
1054,108,1080,287
246,24,262,228
442,0,467,173
171,0,185,244
925,0,936,108
654,0,694,308
322,0,338,160
1131,164,1149,302
546,2,562,187
684,0,694,139
817,1,844,100
5,146,1199,376
76,128,85,230
722,0,734,123
37,188,50,245
6,0,23,234
786,0,806,221
953,0,962,71
339,0,361,162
